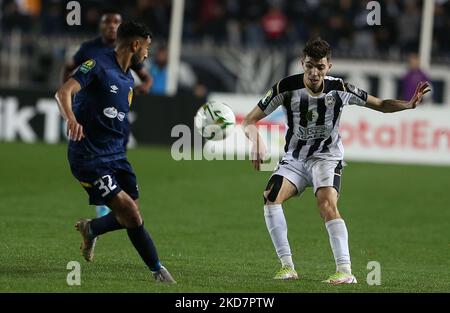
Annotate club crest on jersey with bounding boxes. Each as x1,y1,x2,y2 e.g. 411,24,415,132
325,95,336,106
103,107,118,119
117,112,126,121
128,87,133,106
79,59,96,74
306,110,318,122
262,89,273,106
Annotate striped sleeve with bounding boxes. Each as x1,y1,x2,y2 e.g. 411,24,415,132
257,81,284,115
337,83,368,107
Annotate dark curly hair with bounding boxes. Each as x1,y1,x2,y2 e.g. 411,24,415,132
117,21,152,44
303,38,332,61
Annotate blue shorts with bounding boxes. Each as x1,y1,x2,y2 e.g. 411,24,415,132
69,158,139,205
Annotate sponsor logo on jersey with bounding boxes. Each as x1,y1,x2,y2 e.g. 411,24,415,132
79,59,96,74
296,125,329,140
103,107,118,119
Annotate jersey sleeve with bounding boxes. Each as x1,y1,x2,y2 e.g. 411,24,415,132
71,59,99,89
257,82,285,115
337,83,368,106
72,44,87,67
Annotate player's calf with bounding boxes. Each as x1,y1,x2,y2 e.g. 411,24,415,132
108,191,174,282
108,191,142,228
316,187,341,221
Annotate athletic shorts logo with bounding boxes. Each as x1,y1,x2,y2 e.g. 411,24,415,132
103,107,118,119
79,59,96,74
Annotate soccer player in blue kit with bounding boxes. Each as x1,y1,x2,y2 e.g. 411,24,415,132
55,21,175,283
61,9,153,218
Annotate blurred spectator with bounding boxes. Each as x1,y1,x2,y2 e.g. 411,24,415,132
401,53,430,101
40,0,63,35
195,0,227,43
149,44,168,95
133,0,171,40
433,0,450,56
261,5,288,46
397,0,421,53
149,44,208,98
352,0,376,56
1,0,32,32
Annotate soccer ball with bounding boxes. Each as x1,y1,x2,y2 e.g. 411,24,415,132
194,101,236,141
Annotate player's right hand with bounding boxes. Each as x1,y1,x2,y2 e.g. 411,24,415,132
251,141,267,171
67,117,84,141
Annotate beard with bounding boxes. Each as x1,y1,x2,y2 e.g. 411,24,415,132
131,52,142,67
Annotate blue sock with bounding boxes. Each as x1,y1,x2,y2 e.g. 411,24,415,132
96,205,111,218
89,212,124,238
126,223,161,272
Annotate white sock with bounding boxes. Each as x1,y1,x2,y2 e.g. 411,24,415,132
264,204,294,269
280,255,294,269
325,218,351,274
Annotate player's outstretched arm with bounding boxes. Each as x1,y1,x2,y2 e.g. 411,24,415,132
366,81,432,113
61,61,77,83
55,78,84,141
243,106,267,171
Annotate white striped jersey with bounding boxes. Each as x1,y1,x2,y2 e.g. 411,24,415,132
257,73,368,161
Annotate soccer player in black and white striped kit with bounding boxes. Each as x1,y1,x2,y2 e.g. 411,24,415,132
243,38,431,284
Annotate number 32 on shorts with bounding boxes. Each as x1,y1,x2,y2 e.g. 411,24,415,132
94,175,117,197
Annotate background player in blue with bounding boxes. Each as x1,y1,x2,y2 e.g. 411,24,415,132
55,21,175,283
61,9,153,218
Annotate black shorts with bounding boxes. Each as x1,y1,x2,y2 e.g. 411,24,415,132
70,158,139,205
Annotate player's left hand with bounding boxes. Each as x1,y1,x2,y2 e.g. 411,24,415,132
409,81,432,109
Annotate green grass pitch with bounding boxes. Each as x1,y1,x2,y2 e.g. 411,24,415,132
0,142,449,292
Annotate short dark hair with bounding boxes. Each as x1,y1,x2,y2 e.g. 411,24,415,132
303,38,332,60
117,21,152,44
100,8,122,18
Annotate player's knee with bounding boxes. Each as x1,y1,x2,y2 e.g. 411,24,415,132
110,194,142,227
318,198,336,213
263,175,284,204
125,212,143,228
317,198,339,220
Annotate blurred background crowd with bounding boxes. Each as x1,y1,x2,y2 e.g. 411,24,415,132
2,0,449,57
0,0,448,101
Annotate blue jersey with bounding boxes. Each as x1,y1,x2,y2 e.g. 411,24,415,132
73,36,144,72
69,50,134,164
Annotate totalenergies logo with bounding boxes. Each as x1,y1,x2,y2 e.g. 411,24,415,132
339,119,450,150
